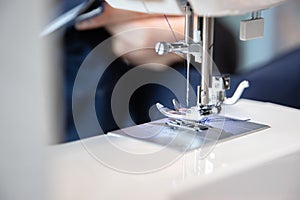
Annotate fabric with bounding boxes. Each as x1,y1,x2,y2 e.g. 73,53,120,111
228,48,300,109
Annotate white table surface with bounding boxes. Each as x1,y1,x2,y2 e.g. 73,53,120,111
49,99,300,200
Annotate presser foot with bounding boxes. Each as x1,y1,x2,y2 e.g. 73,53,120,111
156,99,221,121
165,119,209,132
156,101,217,132
156,80,249,131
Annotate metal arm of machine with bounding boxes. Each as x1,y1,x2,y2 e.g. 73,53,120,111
102,0,283,127
155,3,249,123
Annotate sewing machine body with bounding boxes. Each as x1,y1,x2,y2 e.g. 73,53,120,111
103,0,285,123
105,0,285,16
48,1,300,200
51,100,300,200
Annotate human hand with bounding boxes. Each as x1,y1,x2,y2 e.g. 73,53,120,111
75,3,185,67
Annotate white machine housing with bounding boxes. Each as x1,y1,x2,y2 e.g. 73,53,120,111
105,0,285,16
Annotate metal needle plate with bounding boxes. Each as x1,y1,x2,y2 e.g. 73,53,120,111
109,116,269,152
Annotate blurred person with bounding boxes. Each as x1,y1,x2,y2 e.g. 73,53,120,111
62,1,237,142
74,2,237,73
76,3,300,111
63,0,300,143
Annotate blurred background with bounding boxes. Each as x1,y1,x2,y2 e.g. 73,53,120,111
0,0,60,200
220,0,300,72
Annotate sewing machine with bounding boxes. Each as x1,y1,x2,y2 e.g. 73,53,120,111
85,0,283,146
92,0,283,131
48,0,300,199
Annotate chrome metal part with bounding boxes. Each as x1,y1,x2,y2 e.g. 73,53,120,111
185,3,194,107
155,4,249,123
165,119,209,132
111,117,269,152
201,17,214,106
184,4,194,44
155,42,200,55
156,102,203,121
